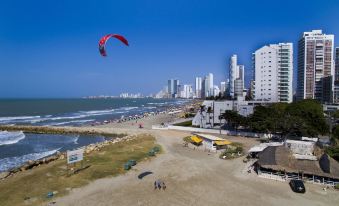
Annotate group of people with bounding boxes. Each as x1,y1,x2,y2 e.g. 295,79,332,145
154,179,166,190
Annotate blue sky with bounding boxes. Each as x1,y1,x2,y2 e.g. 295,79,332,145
0,0,339,98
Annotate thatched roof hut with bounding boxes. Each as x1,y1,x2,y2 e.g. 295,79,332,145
257,146,339,179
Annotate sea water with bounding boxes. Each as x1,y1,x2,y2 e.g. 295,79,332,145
0,98,186,126
0,98,187,172
0,131,106,172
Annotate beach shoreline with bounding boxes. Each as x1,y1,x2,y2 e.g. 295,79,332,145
1,99,339,205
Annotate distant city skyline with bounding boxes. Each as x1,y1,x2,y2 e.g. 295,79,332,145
1,0,339,98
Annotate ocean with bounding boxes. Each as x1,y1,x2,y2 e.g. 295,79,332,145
0,98,186,126
0,98,187,172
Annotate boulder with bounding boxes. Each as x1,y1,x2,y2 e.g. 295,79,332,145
59,154,65,160
0,171,10,179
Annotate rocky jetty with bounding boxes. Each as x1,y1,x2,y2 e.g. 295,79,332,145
0,125,126,137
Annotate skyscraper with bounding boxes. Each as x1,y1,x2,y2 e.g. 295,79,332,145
179,85,193,99
297,30,335,103
167,79,179,98
204,75,210,97
220,81,226,95
167,79,173,95
238,65,245,89
195,77,202,98
208,73,214,96
334,47,339,103
253,43,293,103
173,79,179,97
229,54,245,98
229,55,237,97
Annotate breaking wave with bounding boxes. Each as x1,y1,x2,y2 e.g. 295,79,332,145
0,131,25,146
0,116,40,123
0,147,60,172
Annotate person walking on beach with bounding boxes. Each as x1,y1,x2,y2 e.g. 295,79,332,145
154,181,157,190
162,182,166,190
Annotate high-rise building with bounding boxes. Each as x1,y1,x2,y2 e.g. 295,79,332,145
238,65,245,89
229,54,245,98
334,48,339,103
208,73,214,96
234,79,244,97
167,79,179,98
173,79,179,97
229,55,237,97
204,75,210,97
220,81,226,95
297,30,335,103
179,85,193,99
253,43,293,103
201,78,206,98
213,85,220,97
167,79,173,95
195,77,202,98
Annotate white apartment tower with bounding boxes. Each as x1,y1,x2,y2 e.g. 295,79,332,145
229,54,245,98
208,73,214,96
297,30,335,103
201,73,214,98
179,85,193,99
334,48,339,103
195,77,202,98
220,81,226,95
253,43,293,103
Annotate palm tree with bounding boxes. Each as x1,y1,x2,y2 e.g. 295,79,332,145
206,106,213,127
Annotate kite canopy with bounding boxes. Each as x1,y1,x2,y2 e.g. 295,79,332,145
98,34,129,57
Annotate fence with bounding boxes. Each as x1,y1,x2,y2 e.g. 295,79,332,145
258,170,339,187
162,125,265,138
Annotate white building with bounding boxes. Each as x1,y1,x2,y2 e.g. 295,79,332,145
334,47,339,103
179,84,193,99
155,86,169,98
195,77,202,98
229,55,245,98
213,85,220,97
253,43,293,103
208,73,214,96
202,73,214,98
168,79,179,98
297,30,335,103
192,97,257,128
234,78,244,97
220,81,226,95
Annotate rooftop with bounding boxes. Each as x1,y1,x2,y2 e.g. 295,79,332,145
195,133,225,141
257,146,339,179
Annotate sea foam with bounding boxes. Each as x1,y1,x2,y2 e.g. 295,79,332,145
0,147,60,172
0,131,25,146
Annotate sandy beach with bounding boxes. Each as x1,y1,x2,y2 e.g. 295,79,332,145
50,113,339,206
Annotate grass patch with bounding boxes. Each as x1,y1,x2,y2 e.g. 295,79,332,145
220,142,244,159
0,134,157,206
183,136,192,143
174,120,193,127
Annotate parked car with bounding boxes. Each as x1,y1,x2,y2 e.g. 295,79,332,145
289,179,306,193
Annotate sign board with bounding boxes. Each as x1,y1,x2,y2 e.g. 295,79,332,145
67,148,84,164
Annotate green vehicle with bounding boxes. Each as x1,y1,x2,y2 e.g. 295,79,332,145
128,159,137,166
124,163,131,170
153,146,160,153
148,150,155,156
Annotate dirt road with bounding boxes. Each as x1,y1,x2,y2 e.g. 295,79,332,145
54,130,339,206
